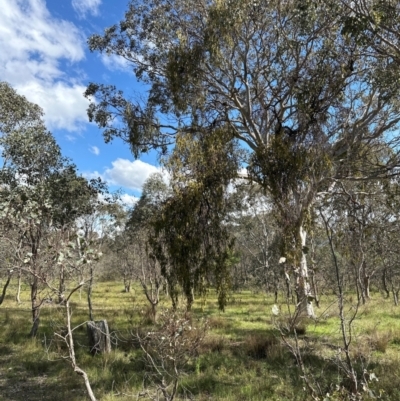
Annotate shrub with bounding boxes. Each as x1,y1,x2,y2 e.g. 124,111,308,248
135,308,209,400
369,330,392,353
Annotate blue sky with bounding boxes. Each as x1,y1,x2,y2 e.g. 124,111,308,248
0,0,164,206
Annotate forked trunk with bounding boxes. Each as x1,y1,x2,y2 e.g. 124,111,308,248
124,276,131,293
141,278,160,322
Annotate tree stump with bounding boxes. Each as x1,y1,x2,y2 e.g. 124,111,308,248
87,320,111,355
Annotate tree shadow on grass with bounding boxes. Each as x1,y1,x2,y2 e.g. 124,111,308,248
0,341,88,401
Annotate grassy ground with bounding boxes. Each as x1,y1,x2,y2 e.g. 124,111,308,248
1,280,400,400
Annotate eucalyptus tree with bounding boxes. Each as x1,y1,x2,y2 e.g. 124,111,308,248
0,81,43,135
86,0,400,316
0,83,101,335
149,128,239,310
341,0,400,61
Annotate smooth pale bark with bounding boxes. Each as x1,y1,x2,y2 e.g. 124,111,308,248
58,264,65,303
297,225,315,318
16,269,21,304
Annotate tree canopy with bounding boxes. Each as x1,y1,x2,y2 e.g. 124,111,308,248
0,81,105,334
86,0,400,314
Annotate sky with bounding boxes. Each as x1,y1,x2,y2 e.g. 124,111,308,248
0,0,165,206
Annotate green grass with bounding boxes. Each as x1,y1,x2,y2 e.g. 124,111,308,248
0,280,399,400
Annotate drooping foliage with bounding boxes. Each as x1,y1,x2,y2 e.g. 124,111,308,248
150,128,239,310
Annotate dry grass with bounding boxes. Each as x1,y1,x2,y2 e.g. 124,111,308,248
200,335,226,353
244,334,284,360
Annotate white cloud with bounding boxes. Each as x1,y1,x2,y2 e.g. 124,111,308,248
15,80,89,131
82,170,103,181
104,159,161,191
0,0,89,131
100,54,132,73
120,194,139,208
72,0,101,18
89,145,100,155
83,158,169,192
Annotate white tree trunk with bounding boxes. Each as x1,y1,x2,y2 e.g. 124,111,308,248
298,225,315,318
16,269,22,304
